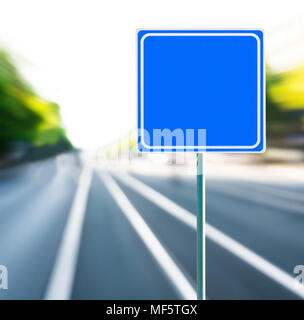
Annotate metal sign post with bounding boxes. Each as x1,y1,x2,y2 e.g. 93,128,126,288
197,153,204,300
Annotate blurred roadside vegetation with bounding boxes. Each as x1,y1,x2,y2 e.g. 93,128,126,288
0,49,72,165
267,64,304,147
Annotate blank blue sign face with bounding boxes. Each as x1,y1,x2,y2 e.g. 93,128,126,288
138,30,265,152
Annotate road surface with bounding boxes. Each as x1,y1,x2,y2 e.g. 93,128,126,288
0,153,304,299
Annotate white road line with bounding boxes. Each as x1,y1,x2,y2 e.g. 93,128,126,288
205,224,304,299
208,183,304,215
44,167,92,300
230,181,304,204
100,171,196,300
113,172,195,229
114,171,304,299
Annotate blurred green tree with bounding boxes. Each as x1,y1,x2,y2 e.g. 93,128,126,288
0,49,72,158
266,65,302,140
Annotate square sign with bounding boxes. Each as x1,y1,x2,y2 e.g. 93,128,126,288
137,30,265,152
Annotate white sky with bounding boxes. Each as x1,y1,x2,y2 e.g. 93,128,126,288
0,0,303,149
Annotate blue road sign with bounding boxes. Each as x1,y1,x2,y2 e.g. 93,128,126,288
137,30,265,152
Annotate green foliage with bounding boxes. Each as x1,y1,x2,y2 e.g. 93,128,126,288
266,66,303,138
269,66,304,110
266,66,283,122
0,49,71,150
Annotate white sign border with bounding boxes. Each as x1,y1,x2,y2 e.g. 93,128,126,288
139,32,263,151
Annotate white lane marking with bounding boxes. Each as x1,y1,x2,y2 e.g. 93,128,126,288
205,224,304,299
230,182,304,204
100,171,196,300
113,172,195,229
208,183,304,215
44,167,92,300
114,171,304,299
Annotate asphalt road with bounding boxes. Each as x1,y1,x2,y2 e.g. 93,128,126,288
0,153,304,299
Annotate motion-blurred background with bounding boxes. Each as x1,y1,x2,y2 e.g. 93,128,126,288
0,0,304,300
